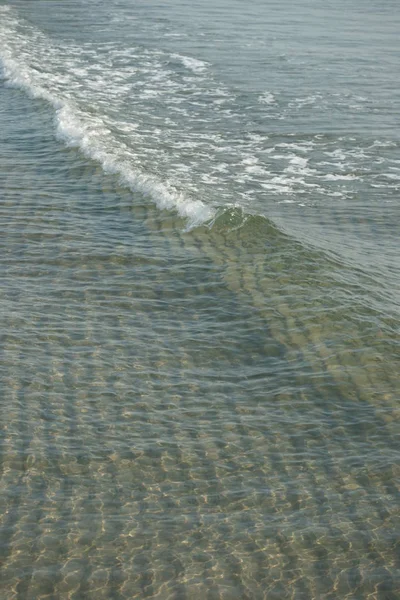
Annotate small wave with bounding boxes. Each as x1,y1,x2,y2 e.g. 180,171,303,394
207,205,283,239
258,91,275,105
323,174,358,181
284,155,313,175
0,8,214,229
55,106,214,227
171,53,209,74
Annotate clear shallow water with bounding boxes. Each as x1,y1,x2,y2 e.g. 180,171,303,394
0,1,399,598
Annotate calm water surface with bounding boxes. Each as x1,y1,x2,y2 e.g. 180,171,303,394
0,0,399,598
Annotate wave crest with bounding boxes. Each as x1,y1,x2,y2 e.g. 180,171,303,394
0,7,215,229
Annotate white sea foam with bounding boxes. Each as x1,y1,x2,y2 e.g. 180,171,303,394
276,142,314,153
285,156,310,174
368,140,397,149
261,177,295,194
323,174,358,181
290,94,322,108
0,4,395,226
324,149,347,161
171,53,209,74
380,173,400,181
55,103,214,227
241,156,259,166
258,91,275,105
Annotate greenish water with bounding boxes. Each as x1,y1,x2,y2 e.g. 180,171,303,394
1,1,400,598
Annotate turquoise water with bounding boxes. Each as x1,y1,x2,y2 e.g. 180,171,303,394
0,1,399,598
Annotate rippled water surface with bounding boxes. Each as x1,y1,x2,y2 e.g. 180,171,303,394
1,1,399,598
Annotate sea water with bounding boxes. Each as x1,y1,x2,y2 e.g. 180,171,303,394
0,0,399,598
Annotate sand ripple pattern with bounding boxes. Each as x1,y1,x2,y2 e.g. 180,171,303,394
0,86,399,599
